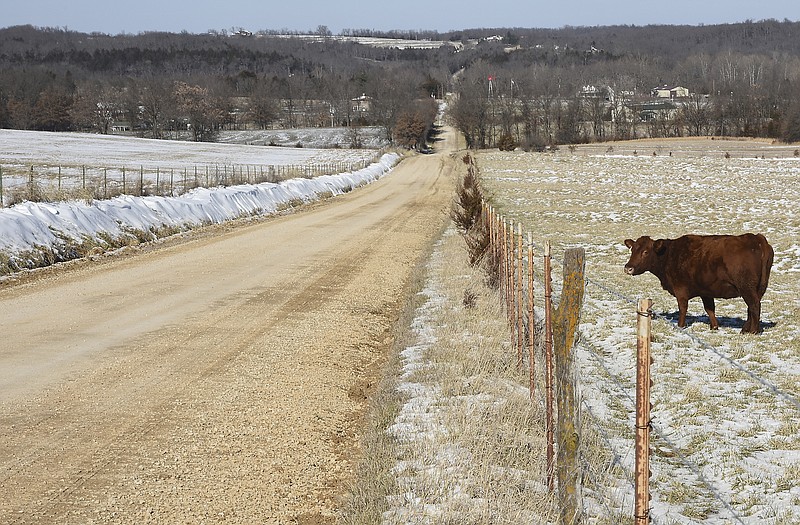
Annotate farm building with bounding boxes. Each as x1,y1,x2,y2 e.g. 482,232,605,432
651,85,690,99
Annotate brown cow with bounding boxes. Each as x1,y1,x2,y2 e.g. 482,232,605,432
624,234,774,334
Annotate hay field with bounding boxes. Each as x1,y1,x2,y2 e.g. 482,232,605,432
477,138,800,524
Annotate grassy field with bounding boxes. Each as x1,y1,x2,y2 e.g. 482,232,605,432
476,137,800,524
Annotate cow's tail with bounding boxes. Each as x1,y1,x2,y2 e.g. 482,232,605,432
757,233,774,298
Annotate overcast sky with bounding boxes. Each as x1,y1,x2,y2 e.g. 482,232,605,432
2,0,799,35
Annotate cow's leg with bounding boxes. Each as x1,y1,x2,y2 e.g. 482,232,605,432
676,296,689,328
741,293,762,334
701,296,719,330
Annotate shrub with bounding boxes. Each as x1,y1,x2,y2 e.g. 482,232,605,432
522,134,548,152
450,157,496,285
450,162,483,233
497,133,518,151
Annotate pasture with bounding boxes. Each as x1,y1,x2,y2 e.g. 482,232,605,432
477,138,800,523
0,129,384,205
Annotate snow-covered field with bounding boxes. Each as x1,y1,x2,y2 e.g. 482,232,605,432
216,126,389,149
0,129,385,202
0,129,400,273
269,34,455,50
478,142,800,524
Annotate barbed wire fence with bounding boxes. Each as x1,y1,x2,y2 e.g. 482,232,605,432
467,161,800,524
0,156,381,208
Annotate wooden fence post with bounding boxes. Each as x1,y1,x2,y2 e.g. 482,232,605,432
544,241,555,493
553,247,586,525
635,298,654,525
28,166,34,201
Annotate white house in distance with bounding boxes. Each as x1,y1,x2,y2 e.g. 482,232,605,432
352,93,372,114
651,85,690,99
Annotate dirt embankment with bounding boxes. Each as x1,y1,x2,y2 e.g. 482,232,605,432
0,129,461,524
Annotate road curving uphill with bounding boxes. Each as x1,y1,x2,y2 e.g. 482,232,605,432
0,128,460,524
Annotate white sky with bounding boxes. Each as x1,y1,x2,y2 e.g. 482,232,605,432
2,0,799,35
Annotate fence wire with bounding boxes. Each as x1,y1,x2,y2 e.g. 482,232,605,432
497,223,795,525
584,277,800,414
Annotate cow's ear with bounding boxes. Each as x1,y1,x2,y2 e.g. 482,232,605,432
624,239,635,249
653,239,667,254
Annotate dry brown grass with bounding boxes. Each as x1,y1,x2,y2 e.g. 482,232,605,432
340,228,558,524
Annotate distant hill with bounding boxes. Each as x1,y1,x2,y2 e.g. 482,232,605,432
1,20,799,145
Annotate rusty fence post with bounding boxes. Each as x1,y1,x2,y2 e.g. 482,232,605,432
527,232,535,398
516,221,524,368
635,298,654,525
492,208,500,272
500,217,508,315
543,241,555,493
504,218,513,328
508,219,516,333
488,205,495,271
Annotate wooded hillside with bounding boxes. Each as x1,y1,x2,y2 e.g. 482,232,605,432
1,20,799,147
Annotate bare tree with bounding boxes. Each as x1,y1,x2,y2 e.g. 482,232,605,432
137,78,174,139
781,97,800,143
448,66,492,148
70,81,121,134
367,71,417,143
174,82,223,142
681,94,712,136
249,83,281,130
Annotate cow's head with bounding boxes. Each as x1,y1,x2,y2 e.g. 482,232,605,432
624,236,665,275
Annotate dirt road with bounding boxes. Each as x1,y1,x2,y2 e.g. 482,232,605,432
0,129,459,524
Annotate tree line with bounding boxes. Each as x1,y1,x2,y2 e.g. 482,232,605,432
446,20,800,148
0,25,446,148
1,19,799,149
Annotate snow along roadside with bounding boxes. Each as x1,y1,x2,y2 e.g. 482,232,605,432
0,153,400,266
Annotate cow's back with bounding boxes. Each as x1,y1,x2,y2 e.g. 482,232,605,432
664,234,772,300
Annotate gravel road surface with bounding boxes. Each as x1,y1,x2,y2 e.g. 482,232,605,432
0,128,459,524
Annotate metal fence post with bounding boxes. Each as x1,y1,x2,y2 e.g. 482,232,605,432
527,231,535,398
544,241,555,493
635,298,654,524
516,222,524,368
